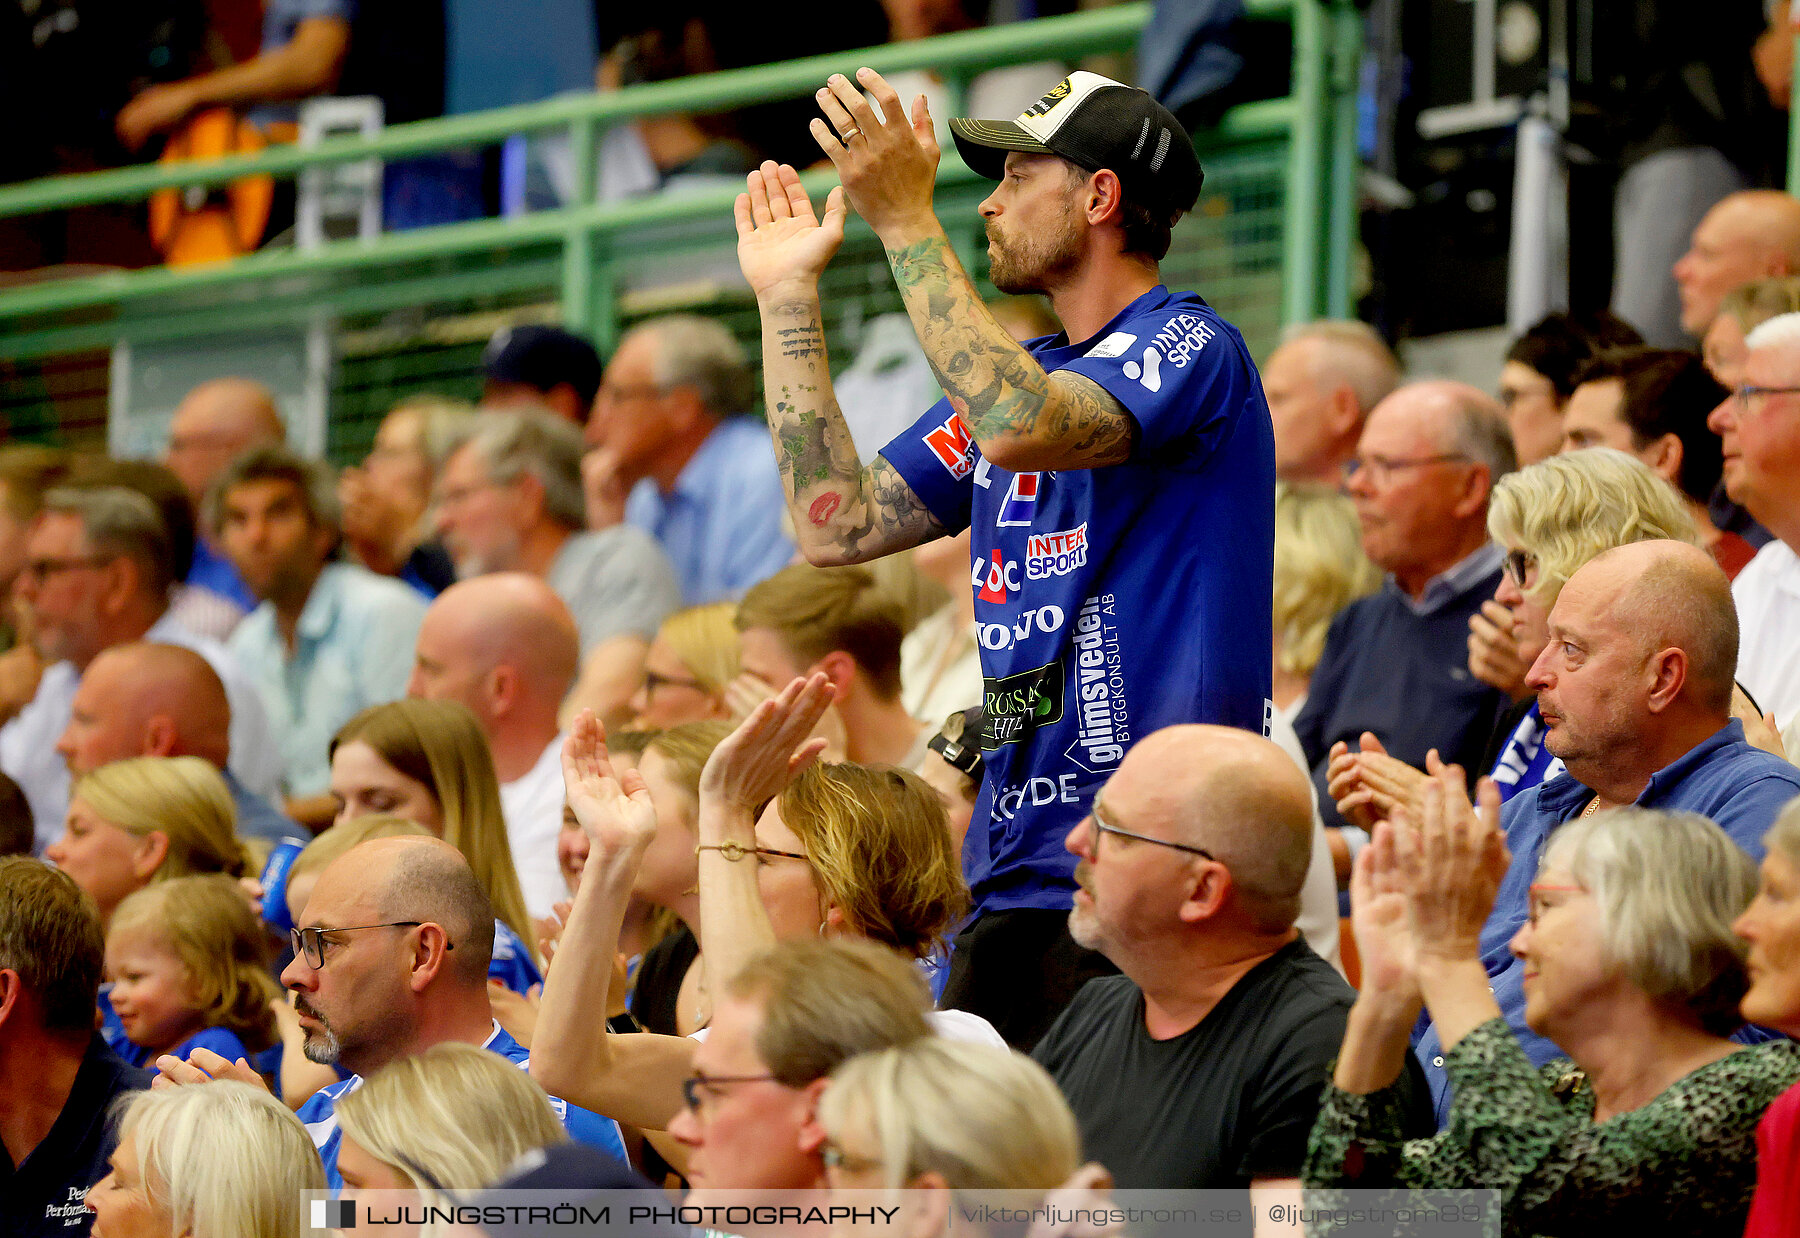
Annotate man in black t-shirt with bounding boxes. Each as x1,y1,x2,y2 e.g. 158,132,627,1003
1033,725,1429,1201
0,858,150,1237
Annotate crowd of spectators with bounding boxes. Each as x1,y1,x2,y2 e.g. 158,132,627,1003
8,29,1800,1238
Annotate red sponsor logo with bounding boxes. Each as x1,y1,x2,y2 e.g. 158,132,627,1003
923,415,977,479
975,549,1016,603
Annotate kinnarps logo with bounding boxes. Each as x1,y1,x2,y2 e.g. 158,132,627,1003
981,661,1065,750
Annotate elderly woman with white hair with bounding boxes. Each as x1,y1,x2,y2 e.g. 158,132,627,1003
1304,768,1800,1236
85,1081,322,1238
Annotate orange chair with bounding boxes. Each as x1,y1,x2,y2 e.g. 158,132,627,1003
148,109,275,265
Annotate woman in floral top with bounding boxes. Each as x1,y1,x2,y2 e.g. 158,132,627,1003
1303,766,1800,1236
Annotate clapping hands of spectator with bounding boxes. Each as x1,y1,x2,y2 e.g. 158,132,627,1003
726,671,848,758
1347,815,1421,1004
734,161,848,301
1328,732,1431,832
1468,599,1533,701
1400,767,1509,965
699,672,833,820
561,709,657,864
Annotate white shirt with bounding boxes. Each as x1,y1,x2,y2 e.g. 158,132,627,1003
499,733,569,921
1267,709,1345,977
6,611,284,853
1734,539,1800,740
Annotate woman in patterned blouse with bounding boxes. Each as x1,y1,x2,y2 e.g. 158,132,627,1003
1303,765,1800,1236
1738,799,1800,1237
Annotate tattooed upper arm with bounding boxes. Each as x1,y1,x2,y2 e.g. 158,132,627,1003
1039,371,1138,469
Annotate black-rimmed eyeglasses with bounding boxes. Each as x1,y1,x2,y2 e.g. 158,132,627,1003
680,1072,783,1114
1089,799,1215,860
289,922,450,970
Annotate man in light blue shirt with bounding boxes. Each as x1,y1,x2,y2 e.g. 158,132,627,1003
219,447,425,827
588,314,795,604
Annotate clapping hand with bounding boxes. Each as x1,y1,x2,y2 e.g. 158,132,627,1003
561,709,657,860
734,162,848,301
1348,815,1421,1001
810,68,941,243
1400,766,1509,963
699,673,834,818
1328,733,1429,831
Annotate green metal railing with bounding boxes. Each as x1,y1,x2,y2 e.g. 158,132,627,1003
0,0,1361,447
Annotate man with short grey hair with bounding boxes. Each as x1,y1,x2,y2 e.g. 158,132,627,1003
1032,724,1426,1191
1295,381,1516,830
1261,320,1403,486
586,314,794,603
434,410,680,724
1,487,281,849
1713,311,1800,740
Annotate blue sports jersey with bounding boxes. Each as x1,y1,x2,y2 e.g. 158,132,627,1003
98,988,257,1068
490,919,544,994
297,1022,626,1191
881,287,1275,915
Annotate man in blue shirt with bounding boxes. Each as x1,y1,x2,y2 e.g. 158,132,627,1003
586,314,795,604
1414,540,1800,1121
217,446,425,829
734,70,1274,1045
162,835,623,1188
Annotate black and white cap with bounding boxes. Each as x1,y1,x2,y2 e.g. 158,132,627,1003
949,71,1203,216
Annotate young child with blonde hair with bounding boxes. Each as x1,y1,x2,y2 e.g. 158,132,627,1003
100,874,281,1072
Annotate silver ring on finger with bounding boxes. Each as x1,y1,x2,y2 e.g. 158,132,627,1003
841,126,861,141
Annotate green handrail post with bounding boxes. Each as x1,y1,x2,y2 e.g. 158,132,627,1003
1789,29,1800,194
1324,0,1362,319
565,114,601,342
1282,0,1327,325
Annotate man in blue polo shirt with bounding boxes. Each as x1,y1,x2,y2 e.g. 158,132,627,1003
1413,540,1800,1122
161,835,623,1187
734,69,1274,1045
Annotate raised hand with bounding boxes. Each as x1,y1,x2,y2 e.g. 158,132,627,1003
561,709,656,859
810,68,941,243
1401,768,1509,962
699,673,834,818
1348,817,1421,1001
734,161,848,300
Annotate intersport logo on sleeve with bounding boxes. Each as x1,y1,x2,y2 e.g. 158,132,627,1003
1026,523,1088,579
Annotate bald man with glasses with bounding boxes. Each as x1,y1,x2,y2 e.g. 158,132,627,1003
1031,724,1431,1196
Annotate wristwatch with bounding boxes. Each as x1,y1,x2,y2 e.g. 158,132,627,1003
606,1010,644,1035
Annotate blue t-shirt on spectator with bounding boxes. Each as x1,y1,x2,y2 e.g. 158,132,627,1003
881,286,1275,918
490,919,543,995
297,1022,624,1191
1413,719,1800,1122
97,987,277,1074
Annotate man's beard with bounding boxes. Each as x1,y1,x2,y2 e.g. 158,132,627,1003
986,213,1083,295
1067,860,1101,951
295,995,343,1065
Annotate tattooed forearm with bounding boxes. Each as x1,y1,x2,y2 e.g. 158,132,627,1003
777,323,824,361
885,232,1135,469
757,292,940,561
